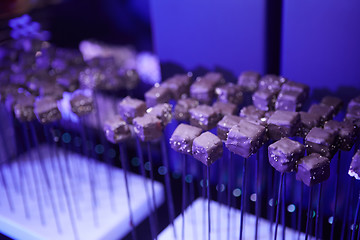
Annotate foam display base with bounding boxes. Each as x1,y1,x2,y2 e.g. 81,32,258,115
0,145,164,240
158,198,314,240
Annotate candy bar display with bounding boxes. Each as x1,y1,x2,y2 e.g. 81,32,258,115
1,13,360,240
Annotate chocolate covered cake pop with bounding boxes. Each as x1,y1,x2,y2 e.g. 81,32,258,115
118,96,147,124
237,71,260,92
147,103,173,126
192,131,223,166
215,83,243,105
252,89,277,111
267,110,300,140
174,98,199,121
296,153,330,186
169,123,202,155
305,127,337,159
225,119,266,158
162,74,191,100
217,114,242,141
70,91,94,116
321,96,343,115
212,101,237,116
145,85,171,108
239,105,268,126
258,74,286,94
13,94,36,122
349,150,360,180
275,90,304,112
189,105,222,130
298,111,321,137
347,96,360,112
280,80,309,101
308,104,334,125
103,115,132,144
268,138,305,172
133,114,163,142
34,96,62,124
190,72,224,104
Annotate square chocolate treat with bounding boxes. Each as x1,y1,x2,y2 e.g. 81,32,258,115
14,95,36,122
267,110,300,140
349,150,360,180
217,115,242,141
275,90,303,112
268,138,305,172
215,83,243,105
162,74,191,100
169,123,203,155
144,85,171,107
70,92,94,116
190,72,224,104
280,81,309,101
118,96,147,124
347,96,360,112
133,114,163,142
239,105,267,126
203,72,225,86
147,103,173,126
34,96,62,124
103,115,131,144
305,127,337,159
212,101,237,116
308,104,334,125
338,121,356,151
252,89,277,111
225,119,266,158
321,96,343,115
258,74,286,94
346,105,360,120
237,71,260,92
174,98,199,121
298,112,321,137
296,153,330,186
119,69,140,90
192,131,223,166
189,105,222,130
239,105,265,119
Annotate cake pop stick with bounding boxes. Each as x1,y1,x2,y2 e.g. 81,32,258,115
103,114,137,238
281,174,286,240
148,103,177,238
349,150,360,240
297,183,303,240
28,122,62,232
239,157,247,240
160,135,177,239
170,123,203,239
135,138,156,240
269,137,306,239
70,90,99,225
226,119,266,240
305,187,314,240
352,194,360,240
315,183,323,239
119,143,138,240
192,131,223,240
0,164,14,212
341,178,354,239
227,151,233,240
330,152,341,240
181,154,188,240
296,153,330,240
92,92,115,211
255,152,260,240
274,173,284,240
